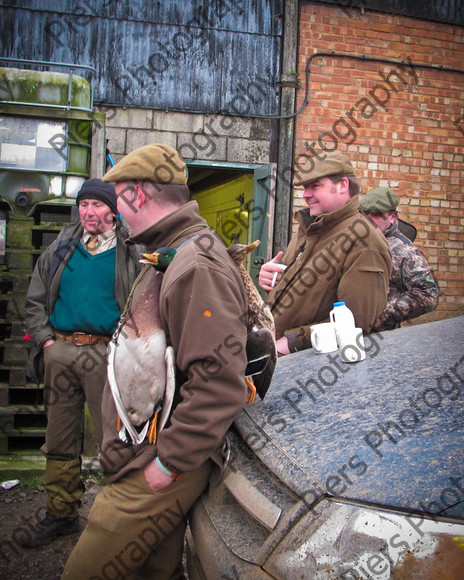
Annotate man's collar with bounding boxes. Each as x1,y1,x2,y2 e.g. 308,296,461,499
128,201,206,251
83,225,116,243
384,219,399,237
297,195,360,230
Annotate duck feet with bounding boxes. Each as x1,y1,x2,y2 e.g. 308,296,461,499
245,377,257,405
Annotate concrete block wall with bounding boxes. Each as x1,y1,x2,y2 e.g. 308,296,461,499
99,107,272,168
294,4,464,323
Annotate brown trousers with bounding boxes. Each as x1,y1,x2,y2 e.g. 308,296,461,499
62,461,212,580
42,339,108,517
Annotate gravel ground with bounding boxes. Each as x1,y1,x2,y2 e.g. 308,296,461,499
0,480,101,580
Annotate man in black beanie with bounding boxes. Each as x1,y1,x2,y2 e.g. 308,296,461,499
22,178,141,547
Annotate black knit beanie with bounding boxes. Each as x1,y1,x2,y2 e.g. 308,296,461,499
76,178,118,215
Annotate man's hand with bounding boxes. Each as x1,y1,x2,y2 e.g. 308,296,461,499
42,339,55,349
258,251,286,292
144,459,174,492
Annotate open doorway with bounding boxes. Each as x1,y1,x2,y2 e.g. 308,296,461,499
187,162,273,286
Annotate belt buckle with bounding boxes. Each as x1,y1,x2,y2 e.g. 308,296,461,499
72,332,87,346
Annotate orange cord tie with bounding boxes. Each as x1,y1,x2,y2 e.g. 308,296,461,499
245,377,257,405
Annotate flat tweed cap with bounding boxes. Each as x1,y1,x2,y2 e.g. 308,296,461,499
294,151,355,186
360,187,399,213
103,144,188,185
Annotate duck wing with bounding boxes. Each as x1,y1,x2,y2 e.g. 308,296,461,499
245,327,277,400
159,345,176,431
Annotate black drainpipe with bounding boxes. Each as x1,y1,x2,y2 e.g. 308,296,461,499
290,51,464,121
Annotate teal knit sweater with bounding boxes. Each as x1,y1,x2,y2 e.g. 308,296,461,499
49,243,121,334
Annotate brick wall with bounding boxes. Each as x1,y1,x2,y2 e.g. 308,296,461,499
295,4,464,323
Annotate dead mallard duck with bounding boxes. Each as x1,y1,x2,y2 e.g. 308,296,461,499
107,269,176,445
108,239,276,447
139,247,176,272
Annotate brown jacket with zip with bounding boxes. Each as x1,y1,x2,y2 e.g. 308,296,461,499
267,195,392,352
100,201,249,481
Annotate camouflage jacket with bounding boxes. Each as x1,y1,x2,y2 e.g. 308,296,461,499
375,221,439,330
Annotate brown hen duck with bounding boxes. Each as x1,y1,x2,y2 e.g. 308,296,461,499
227,240,277,401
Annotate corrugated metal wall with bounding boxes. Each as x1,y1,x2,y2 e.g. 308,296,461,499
0,0,283,114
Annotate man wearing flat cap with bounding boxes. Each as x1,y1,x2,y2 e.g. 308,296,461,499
23,178,140,547
63,144,249,578
361,186,439,330
259,151,392,354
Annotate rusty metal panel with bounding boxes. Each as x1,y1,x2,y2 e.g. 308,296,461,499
0,0,283,115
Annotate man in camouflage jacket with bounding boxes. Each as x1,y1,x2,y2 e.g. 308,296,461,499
361,187,439,330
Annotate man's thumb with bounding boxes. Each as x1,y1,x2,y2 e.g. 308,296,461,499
272,251,285,263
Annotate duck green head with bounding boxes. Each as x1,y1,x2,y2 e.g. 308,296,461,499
139,247,176,272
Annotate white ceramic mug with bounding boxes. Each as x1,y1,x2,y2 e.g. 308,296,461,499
338,327,366,363
310,323,338,354
271,263,287,288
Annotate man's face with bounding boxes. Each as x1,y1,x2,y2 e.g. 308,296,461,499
115,181,144,229
78,199,115,234
115,180,179,235
303,177,348,217
363,210,397,232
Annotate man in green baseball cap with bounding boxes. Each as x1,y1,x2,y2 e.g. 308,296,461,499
259,150,392,355
360,187,439,330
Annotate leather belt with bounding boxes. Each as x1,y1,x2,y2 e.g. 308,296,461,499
54,331,111,346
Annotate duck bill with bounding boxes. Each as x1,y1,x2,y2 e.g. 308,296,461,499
140,252,159,265
246,240,261,254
